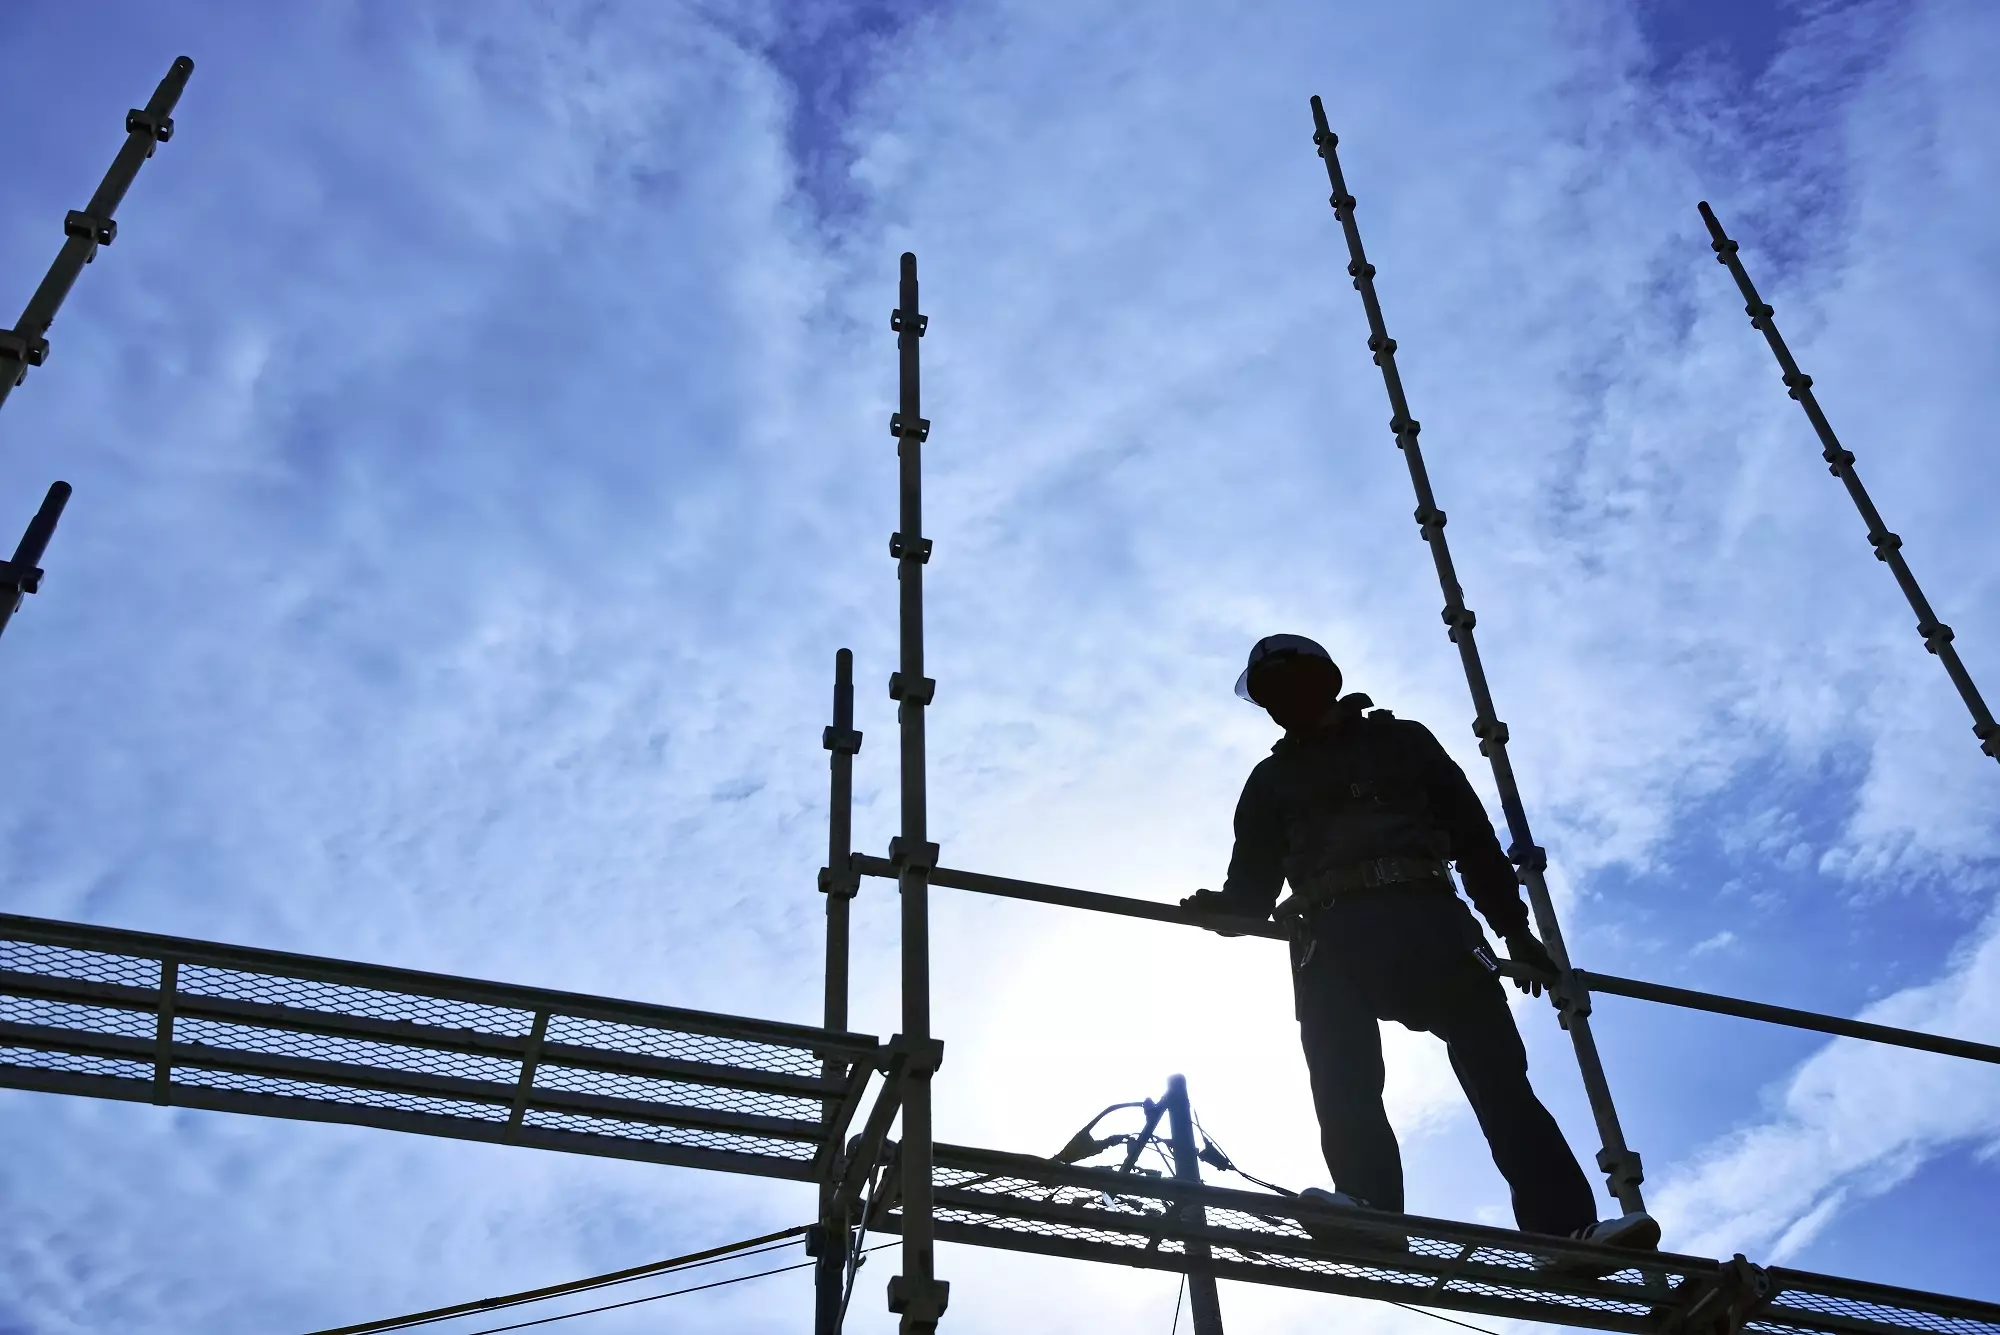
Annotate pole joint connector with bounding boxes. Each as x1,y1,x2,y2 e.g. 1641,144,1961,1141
889,308,928,336
1440,603,1476,641
887,1033,945,1076
889,532,933,564
888,673,935,705
887,837,939,871
818,865,860,898
0,330,50,368
889,413,931,443
125,107,176,146
64,210,117,249
1917,620,1954,654
0,559,45,596
1414,503,1445,537
823,725,863,755
1596,1146,1644,1196
1471,715,1509,756
887,1274,950,1321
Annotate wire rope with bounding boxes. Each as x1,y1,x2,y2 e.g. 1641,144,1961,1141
301,1226,809,1335
459,1243,900,1335
1390,1302,1501,1335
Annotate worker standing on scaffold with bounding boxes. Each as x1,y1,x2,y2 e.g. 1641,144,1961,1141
1184,634,1659,1252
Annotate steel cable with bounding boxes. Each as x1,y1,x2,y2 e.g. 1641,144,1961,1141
301,1225,809,1335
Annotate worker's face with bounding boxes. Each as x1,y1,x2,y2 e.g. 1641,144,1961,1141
1251,656,1341,731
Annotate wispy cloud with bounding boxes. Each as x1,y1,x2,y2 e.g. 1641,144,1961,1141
0,0,1994,1330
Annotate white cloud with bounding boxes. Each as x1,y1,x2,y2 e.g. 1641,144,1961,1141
0,0,1996,1330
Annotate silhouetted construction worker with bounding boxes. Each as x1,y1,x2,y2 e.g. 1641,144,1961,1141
1184,634,1658,1252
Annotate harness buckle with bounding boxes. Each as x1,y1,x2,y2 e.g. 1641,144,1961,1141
1361,857,1398,888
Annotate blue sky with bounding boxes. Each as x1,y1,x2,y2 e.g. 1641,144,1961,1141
1,1,1995,1332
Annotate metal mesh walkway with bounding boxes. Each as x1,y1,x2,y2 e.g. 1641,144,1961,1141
0,912,878,1181
865,1144,2000,1335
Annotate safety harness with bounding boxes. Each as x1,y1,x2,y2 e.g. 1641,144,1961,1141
1273,854,1453,927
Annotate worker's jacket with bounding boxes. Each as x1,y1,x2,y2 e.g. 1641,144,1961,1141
1217,695,1530,939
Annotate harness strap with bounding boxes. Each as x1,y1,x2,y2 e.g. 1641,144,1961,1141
1274,855,1452,923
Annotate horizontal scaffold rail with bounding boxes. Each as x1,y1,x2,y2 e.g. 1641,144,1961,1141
850,855,2000,1066
868,1144,2000,1335
0,913,878,1182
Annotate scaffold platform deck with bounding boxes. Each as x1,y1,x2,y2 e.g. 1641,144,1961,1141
880,1144,2000,1335
0,911,879,1184
3,909,1996,1335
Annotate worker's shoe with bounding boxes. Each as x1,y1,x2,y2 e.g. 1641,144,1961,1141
1296,1188,1407,1256
1576,1211,1660,1253
1542,1211,1661,1278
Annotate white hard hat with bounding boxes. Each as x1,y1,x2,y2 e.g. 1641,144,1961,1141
1235,634,1337,703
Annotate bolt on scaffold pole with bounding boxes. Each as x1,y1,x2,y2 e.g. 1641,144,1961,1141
1,56,193,418
1163,1075,1226,1335
816,646,863,1334
886,252,948,1332
1306,97,1647,1215
1698,202,1999,765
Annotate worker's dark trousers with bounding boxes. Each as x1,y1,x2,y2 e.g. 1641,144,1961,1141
1292,887,1597,1237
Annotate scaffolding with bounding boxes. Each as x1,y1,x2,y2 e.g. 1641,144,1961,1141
0,56,190,643
2,72,1997,1335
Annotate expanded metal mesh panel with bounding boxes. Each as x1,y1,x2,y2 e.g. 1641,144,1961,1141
928,1163,1667,1309
914,1151,2000,1335
178,1066,511,1123
0,916,870,1182
2,940,157,989
520,1107,817,1161
917,1156,1714,1333
0,1045,149,1079
0,993,156,1039
1763,1286,2000,1335
179,964,532,1035
545,1013,823,1079
532,1061,822,1124
174,1016,522,1085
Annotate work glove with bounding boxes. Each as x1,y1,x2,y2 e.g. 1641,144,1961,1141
1180,889,1245,937
1504,931,1560,997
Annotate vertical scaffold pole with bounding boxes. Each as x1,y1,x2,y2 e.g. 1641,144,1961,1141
0,57,193,418
886,252,948,1332
1306,97,1647,1215
816,647,862,1334
1162,1075,1226,1335
1698,202,1999,766
0,481,72,644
